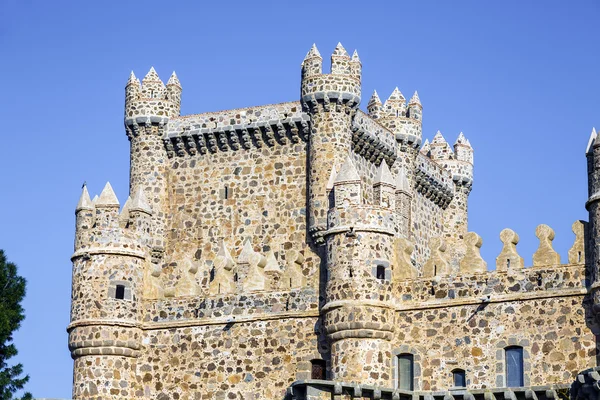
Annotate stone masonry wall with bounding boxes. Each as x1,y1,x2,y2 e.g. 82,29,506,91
161,125,318,293
137,317,320,399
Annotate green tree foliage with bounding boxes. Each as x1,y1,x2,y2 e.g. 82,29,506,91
0,250,31,400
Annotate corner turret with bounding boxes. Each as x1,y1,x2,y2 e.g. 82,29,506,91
69,182,152,399
323,152,396,386
301,43,362,243
367,90,383,119
585,127,600,321
124,67,175,249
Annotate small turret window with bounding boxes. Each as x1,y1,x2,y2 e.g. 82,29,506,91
376,265,386,281
108,281,131,301
115,285,125,300
311,359,326,380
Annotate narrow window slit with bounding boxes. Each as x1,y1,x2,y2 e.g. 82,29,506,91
115,284,125,300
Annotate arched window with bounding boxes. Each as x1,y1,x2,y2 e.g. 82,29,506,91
397,354,414,390
108,281,131,301
452,369,466,388
505,346,524,387
310,359,326,380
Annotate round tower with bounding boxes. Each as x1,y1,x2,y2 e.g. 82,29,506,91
322,157,396,386
124,68,179,249
68,184,152,399
301,43,362,245
585,127,600,319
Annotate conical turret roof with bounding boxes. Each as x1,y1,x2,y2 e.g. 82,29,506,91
130,187,152,214
76,185,94,211
166,71,181,87
143,67,163,84
335,156,360,183
409,91,421,105
368,90,382,107
332,42,349,57
396,167,410,192
351,49,361,63
375,161,395,186
587,127,597,154
432,130,447,144
304,43,322,60
387,87,406,101
126,71,140,87
96,182,120,207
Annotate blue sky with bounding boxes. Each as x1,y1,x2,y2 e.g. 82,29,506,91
0,0,598,397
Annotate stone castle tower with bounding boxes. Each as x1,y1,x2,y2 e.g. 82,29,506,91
68,43,600,400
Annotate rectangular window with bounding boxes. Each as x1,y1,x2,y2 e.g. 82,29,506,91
115,284,125,300
505,346,524,387
397,354,414,390
453,369,466,387
311,359,326,380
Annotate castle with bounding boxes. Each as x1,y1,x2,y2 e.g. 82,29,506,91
68,43,600,400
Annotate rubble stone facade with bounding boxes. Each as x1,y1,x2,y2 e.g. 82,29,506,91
68,44,600,400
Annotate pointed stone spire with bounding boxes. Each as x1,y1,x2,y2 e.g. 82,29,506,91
143,67,163,83
92,195,99,204
332,42,349,57
304,43,322,60
166,71,181,87
119,196,132,225
335,156,360,183
351,49,361,63
130,187,152,214
387,87,405,101
326,164,337,191
408,90,421,105
396,167,410,192
375,161,395,186
96,182,120,207
238,240,256,264
455,132,469,146
432,130,447,144
420,139,431,155
76,185,94,211
217,240,235,271
587,127,597,154
264,251,281,273
368,90,382,107
126,71,139,87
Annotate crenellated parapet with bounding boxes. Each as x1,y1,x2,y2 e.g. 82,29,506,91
392,222,587,299
352,110,399,165
70,183,154,399
415,153,455,208
368,88,423,151
124,68,181,121
163,102,310,157
300,43,361,113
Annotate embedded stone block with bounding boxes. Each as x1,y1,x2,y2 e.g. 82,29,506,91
532,224,560,266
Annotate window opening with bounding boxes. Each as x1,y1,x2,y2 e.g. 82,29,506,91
376,265,386,281
397,354,414,390
115,284,125,300
507,258,510,268
452,369,466,388
224,186,229,200
578,251,582,262
311,359,326,380
505,346,524,387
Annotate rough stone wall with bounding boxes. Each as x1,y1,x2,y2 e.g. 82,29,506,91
390,265,596,391
411,191,445,268
137,317,320,399
161,128,317,293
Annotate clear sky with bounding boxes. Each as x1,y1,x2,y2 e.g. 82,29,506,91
0,0,598,397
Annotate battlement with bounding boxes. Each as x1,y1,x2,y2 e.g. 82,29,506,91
301,43,362,111
368,88,423,144
395,221,587,288
124,67,181,123
74,183,152,257
164,102,310,157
